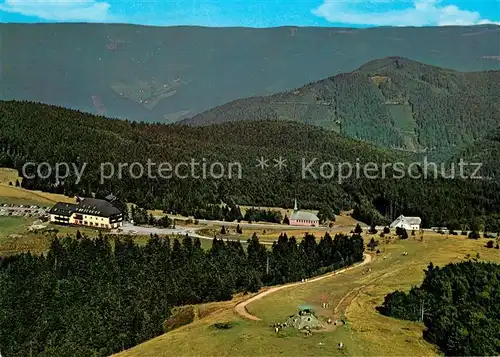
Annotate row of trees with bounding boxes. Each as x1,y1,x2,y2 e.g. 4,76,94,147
378,261,500,356
220,224,243,234
0,231,364,357
244,208,283,224
190,202,243,221
130,206,172,228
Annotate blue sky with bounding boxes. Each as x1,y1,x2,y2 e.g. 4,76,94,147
1,0,499,27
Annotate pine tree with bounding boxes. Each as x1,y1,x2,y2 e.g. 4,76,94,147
354,223,363,234
368,237,378,251
247,233,267,276
246,270,263,293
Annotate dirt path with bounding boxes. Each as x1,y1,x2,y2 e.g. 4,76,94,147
234,253,373,321
333,285,365,314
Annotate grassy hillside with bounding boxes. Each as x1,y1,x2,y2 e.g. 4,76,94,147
0,167,19,185
114,233,500,357
182,57,500,159
1,24,499,123
0,168,75,206
1,100,499,228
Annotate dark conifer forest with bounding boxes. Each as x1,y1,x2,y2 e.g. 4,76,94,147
0,232,363,356
378,261,500,356
1,100,500,229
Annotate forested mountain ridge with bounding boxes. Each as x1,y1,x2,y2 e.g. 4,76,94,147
452,125,500,180
1,100,500,230
1,23,499,124
182,57,500,159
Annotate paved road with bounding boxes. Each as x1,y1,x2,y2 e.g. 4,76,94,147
117,222,193,236
159,216,337,230
115,222,276,245
234,253,373,321
112,220,464,247
158,215,370,232
1,204,466,238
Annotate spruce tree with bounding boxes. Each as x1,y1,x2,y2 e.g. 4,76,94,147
354,223,363,234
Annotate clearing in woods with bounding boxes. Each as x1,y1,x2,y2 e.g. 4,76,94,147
0,216,216,256
114,233,500,357
0,216,102,255
0,168,74,206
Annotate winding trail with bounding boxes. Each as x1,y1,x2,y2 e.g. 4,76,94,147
235,253,373,321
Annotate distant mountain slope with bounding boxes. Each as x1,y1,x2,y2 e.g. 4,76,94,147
1,23,499,123
453,126,500,180
182,57,500,158
1,100,500,228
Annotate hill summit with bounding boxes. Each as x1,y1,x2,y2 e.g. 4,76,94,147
357,56,433,72
182,57,500,159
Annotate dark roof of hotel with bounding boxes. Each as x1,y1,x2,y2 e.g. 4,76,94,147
48,202,77,217
78,198,121,216
49,198,122,217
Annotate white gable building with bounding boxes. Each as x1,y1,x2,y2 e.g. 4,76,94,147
390,215,421,231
